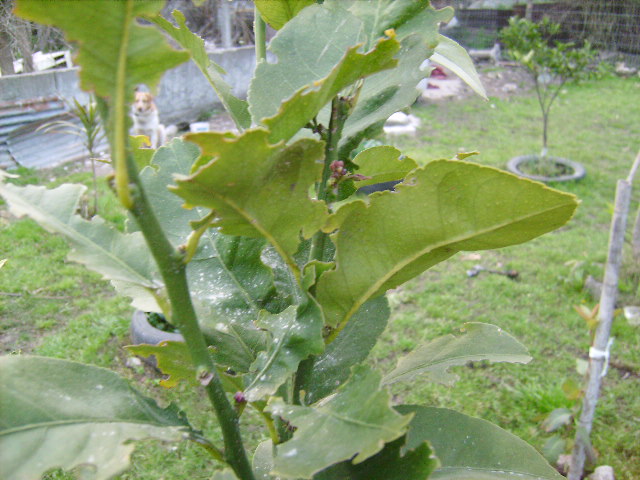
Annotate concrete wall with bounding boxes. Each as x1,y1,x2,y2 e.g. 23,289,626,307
0,46,258,125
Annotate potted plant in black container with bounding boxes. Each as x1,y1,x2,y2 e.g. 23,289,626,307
501,16,598,182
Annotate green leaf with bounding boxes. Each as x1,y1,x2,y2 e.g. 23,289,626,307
255,0,316,30
125,341,244,393
253,440,275,480
542,436,566,465
397,405,564,479
213,470,240,480
261,34,399,144
432,35,487,100
345,0,452,49
137,139,276,370
314,436,438,480
541,408,573,433
0,356,191,480
316,160,579,328
352,146,418,187
245,300,324,402
172,131,328,279
131,135,156,170
383,323,531,386
302,297,390,404
127,341,195,388
149,11,251,130
0,182,161,312
267,366,411,478
15,0,187,101
248,3,401,144
248,4,366,125
335,4,453,154
338,34,429,155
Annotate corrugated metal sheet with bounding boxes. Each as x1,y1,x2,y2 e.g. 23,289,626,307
0,97,108,170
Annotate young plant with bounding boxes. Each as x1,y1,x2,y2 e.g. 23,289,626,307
500,17,597,170
38,95,106,216
0,2,578,480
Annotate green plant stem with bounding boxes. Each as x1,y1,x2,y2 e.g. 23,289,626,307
254,6,266,63
121,153,255,480
309,97,349,263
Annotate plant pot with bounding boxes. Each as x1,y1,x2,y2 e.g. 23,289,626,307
506,155,586,183
130,310,183,367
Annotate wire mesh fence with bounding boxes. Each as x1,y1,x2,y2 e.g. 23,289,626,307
435,0,640,66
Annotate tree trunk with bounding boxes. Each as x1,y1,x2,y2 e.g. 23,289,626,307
0,30,15,75
14,20,34,73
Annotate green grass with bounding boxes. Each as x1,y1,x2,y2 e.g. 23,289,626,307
1,74,639,479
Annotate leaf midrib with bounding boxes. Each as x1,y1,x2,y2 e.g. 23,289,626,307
0,418,185,437
434,465,558,479
185,180,301,280
3,185,156,289
384,352,531,384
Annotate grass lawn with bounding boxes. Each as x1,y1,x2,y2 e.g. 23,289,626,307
1,73,639,479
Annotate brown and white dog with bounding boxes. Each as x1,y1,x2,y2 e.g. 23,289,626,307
131,91,165,149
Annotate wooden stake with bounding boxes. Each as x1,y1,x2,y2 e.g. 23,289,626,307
568,151,640,479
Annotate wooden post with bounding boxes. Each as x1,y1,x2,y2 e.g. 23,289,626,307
217,0,232,48
568,151,640,480
525,0,534,21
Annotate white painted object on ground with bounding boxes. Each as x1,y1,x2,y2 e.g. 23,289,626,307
623,306,640,326
12,50,73,74
383,112,421,136
189,121,210,133
588,466,615,480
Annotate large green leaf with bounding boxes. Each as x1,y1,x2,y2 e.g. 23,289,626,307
267,366,411,478
345,0,451,50
397,405,564,479
301,296,390,404
15,0,187,100
172,131,328,279
149,11,250,130
254,436,438,480
334,4,453,154
315,436,438,480
316,160,579,327
345,1,485,99
352,146,418,187
0,356,191,480
15,0,188,207
344,0,432,49
255,0,316,30
244,300,324,402
248,4,365,125
136,139,275,370
337,34,430,155
432,34,487,99
252,2,409,145
137,140,277,316
0,182,161,312
262,33,399,144
383,323,531,386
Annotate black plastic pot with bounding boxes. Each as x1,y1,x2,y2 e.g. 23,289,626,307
130,310,183,367
506,155,586,183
